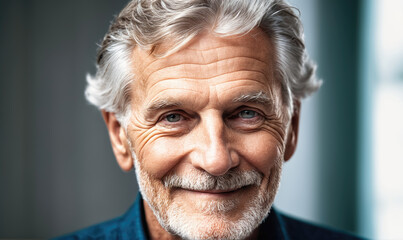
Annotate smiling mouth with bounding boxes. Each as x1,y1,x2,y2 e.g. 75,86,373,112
180,185,250,195
189,189,236,194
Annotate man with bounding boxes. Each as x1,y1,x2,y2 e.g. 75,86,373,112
57,0,362,239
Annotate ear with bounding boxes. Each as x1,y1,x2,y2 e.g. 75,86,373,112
102,111,133,171
284,101,300,161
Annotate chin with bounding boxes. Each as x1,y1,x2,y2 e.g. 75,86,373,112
164,189,272,240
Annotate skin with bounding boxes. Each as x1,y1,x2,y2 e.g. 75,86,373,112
102,28,300,240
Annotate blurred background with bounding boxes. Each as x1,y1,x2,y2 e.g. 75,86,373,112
1,0,402,239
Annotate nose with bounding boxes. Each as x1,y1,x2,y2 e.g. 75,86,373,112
190,112,239,176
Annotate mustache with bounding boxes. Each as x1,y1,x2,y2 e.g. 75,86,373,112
163,170,263,191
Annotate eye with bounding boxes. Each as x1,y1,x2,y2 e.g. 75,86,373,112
165,113,182,122
158,111,194,133
227,108,265,130
238,110,258,119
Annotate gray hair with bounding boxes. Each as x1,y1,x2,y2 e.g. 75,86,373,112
85,0,321,126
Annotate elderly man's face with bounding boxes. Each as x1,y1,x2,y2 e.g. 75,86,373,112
105,28,299,239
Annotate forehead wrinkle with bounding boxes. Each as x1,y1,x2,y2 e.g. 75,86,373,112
137,42,271,74
132,28,274,86
146,71,270,89
187,45,254,52
147,86,204,102
213,78,271,91
144,77,207,95
213,71,272,85
143,56,269,85
145,72,271,95
147,55,268,70
185,46,269,64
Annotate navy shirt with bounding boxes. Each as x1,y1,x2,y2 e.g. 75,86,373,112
54,194,363,240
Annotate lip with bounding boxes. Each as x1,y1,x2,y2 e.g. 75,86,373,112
179,185,250,197
187,189,238,194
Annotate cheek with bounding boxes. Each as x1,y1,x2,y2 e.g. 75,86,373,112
134,134,186,178
236,132,283,176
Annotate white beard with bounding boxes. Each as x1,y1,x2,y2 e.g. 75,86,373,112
131,148,283,240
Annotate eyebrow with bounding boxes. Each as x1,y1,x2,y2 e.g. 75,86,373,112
146,99,183,112
232,91,273,105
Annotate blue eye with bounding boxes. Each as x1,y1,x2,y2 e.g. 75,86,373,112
165,113,182,122
239,110,257,119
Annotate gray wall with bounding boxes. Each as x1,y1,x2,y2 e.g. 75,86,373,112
316,0,361,232
0,1,137,238
0,0,364,238
274,0,322,226
276,0,363,236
